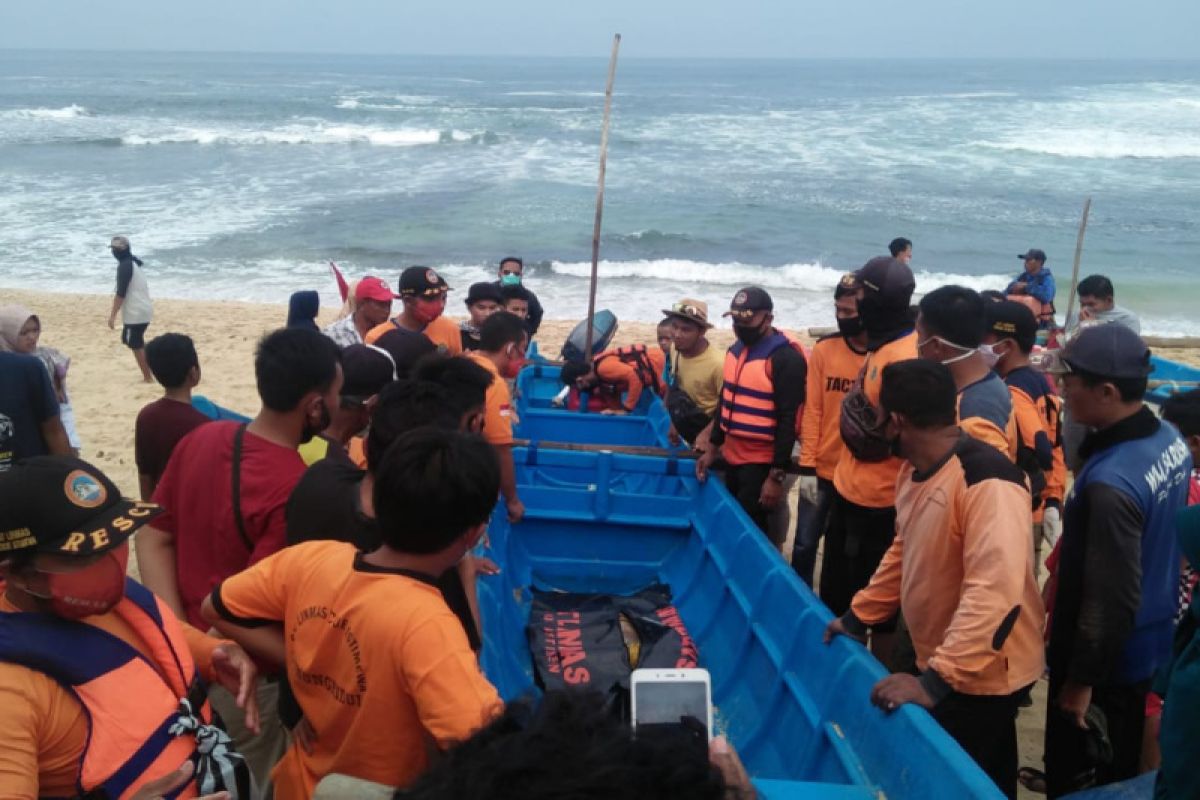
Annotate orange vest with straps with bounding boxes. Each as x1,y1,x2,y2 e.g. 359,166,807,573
0,579,249,800
1006,294,1054,326
718,331,805,461
595,345,666,397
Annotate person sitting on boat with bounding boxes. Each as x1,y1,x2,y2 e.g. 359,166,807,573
825,359,1044,799
1005,248,1056,329
559,344,667,415
661,299,723,447
0,456,259,799
466,312,529,524
494,257,544,336
203,428,504,799
696,287,807,546
1066,274,1141,335
460,282,505,352
365,266,462,355
791,275,868,586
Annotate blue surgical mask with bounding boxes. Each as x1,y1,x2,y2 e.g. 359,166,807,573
500,273,522,287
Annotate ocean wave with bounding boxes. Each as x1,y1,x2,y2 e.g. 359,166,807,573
503,90,605,98
0,104,92,120
335,94,441,110
974,132,1200,160
548,258,1010,294
120,123,478,147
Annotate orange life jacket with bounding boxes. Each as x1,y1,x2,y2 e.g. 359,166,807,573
0,579,250,799
595,345,667,397
718,331,805,458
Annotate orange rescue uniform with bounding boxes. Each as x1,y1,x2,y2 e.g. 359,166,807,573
798,333,867,480
850,435,1045,697
467,353,515,446
832,332,919,508
594,347,666,413
365,315,463,355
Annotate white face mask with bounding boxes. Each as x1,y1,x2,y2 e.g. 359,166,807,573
917,335,976,366
978,342,1002,369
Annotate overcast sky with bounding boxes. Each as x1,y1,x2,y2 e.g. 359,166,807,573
4,0,1197,59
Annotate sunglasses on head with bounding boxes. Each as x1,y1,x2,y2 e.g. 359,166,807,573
672,302,702,317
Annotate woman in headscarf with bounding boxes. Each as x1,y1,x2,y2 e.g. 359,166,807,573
287,290,321,332
0,304,81,454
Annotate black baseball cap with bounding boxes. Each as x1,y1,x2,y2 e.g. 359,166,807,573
1018,249,1047,263
1052,324,1153,379
340,344,397,400
855,256,915,309
985,300,1038,347
399,266,451,298
724,286,773,319
0,456,162,558
464,282,505,307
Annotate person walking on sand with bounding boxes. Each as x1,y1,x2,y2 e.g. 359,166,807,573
106,236,154,382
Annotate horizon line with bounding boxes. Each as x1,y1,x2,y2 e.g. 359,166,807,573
2,46,1198,62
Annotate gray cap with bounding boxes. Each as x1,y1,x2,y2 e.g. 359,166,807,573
1056,324,1152,379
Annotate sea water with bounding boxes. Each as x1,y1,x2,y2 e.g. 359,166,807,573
1,51,1197,334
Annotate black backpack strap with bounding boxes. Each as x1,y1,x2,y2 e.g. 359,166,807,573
230,424,254,552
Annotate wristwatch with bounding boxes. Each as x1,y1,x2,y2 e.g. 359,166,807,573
768,468,786,484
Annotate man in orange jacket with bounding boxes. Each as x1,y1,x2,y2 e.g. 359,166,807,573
697,287,807,544
365,266,462,355
825,360,1044,799
792,274,868,585
0,456,259,800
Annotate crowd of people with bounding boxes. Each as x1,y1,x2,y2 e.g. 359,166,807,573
0,237,1195,800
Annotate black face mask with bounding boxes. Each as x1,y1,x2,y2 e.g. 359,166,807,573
837,316,864,338
733,324,766,347
300,399,332,444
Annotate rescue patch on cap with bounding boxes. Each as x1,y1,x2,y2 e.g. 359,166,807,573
426,269,441,285
733,291,748,306
993,321,1017,333
0,527,36,553
64,470,106,509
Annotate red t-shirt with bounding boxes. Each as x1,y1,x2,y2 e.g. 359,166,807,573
134,398,211,484
152,421,307,628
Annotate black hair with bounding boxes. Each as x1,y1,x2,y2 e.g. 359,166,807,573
879,359,958,429
499,257,524,271
500,284,532,304
888,237,912,257
145,333,199,389
1077,274,1115,300
254,328,341,412
560,361,592,387
373,329,438,380
980,290,1006,302
1163,388,1200,438
1070,367,1148,403
399,691,725,800
918,285,987,349
412,354,494,424
373,428,500,554
657,318,675,330
366,380,460,471
479,311,528,352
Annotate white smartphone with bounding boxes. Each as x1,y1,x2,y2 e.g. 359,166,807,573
630,667,713,741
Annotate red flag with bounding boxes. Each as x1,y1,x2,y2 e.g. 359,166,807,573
329,261,350,303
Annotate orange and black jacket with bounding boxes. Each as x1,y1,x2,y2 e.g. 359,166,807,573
710,330,807,468
797,333,867,481
1005,365,1066,516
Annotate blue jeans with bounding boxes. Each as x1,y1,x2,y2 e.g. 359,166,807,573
790,476,833,587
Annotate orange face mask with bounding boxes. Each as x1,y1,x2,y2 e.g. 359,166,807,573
26,544,129,620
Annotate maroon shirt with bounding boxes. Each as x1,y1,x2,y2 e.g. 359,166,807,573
134,397,211,484
152,421,307,628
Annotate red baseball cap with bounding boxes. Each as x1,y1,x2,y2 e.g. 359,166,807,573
355,276,399,303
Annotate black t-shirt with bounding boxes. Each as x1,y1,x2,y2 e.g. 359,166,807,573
0,352,60,472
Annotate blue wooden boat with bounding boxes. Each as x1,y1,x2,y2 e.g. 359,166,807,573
1148,354,1200,405
475,362,1005,798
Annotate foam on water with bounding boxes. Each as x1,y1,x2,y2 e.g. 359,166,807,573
0,104,91,120
121,123,475,147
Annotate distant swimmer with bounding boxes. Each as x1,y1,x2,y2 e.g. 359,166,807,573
888,237,913,265
106,236,154,382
